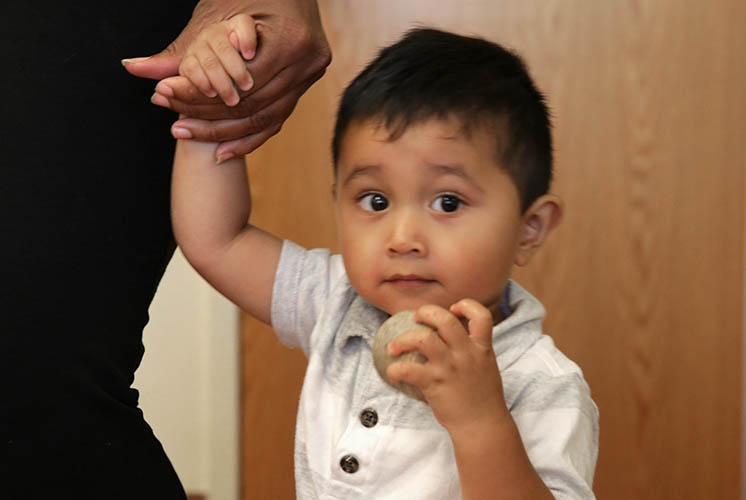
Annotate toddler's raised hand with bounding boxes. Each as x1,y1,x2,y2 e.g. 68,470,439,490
386,299,511,434
179,13,257,107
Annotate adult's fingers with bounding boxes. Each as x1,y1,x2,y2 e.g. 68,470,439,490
167,74,318,157
175,87,296,140
169,87,302,158
155,58,323,121
214,74,321,157
213,127,276,159
215,124,281,164
169,101,281,143
153,76,267,119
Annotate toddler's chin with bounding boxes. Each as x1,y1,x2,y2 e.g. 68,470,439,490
371,298,441,317
366,298,411,317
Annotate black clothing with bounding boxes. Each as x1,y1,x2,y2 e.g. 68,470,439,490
1,3,195,498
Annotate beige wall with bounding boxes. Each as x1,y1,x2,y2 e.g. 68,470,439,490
135,249,240,500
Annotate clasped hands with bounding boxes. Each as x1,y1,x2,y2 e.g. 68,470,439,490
122,0,331,162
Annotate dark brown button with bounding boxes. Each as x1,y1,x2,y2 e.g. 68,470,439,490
340,454,359,473
360,408,378,428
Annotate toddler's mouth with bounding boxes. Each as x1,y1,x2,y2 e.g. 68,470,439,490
384,274,436,288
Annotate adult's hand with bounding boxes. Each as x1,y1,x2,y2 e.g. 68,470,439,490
123,0,331,161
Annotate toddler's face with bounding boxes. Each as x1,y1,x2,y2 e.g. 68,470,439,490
334,118,525,321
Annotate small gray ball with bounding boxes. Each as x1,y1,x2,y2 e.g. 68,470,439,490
372,310,435,402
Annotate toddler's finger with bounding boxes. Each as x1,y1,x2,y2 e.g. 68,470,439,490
387,328,445,362
179,53,217,99
228,13,257,61
199,45,240,106
415,304,469,350
210,35,253,93
386,359,430,390
449,299,494,348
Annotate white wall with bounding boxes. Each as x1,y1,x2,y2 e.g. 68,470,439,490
134,249,240,500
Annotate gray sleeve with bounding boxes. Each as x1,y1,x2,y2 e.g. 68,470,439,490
270,240,345,355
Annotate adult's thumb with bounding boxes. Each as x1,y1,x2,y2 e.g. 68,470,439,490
122,51,181,80
122,14,206,80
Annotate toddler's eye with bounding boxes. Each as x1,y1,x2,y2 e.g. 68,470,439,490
359,193,389,212
430,194,463,213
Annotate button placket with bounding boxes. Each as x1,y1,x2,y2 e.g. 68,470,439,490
331,403,385,482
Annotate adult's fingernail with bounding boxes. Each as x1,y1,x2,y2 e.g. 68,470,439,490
156,83,174,97
216,153,235,164
151,93,169,107
121,57,150,66
172,127,192,140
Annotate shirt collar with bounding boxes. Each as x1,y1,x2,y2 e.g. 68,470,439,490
335,293,389,351
491,280,545,371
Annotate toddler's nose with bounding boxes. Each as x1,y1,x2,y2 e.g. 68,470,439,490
386,210,426,256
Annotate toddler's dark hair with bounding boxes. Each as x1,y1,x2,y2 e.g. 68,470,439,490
332,28,553,212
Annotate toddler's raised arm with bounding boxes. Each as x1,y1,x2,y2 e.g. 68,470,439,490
171,138,282,325
171,14,284,324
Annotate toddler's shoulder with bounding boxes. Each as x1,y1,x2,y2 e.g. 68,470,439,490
510,334,584,378
276,240,348,291
272,240,352,353
503,335,597,421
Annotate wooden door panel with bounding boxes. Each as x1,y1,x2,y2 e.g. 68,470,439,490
241,1,745,498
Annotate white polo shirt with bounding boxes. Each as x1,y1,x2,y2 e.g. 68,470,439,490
271,240,599,499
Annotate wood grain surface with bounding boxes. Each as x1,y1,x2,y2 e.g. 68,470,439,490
240,1,745,498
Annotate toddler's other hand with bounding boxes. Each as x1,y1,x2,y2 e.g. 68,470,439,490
179,13,257,107
386,299,510,434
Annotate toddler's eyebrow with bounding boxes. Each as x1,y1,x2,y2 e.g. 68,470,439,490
426,163,483,192
342,164,381,187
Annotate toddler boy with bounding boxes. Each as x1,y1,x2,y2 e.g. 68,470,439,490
172,19,598,500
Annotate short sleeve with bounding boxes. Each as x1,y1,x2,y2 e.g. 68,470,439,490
270,240,347,355
506,371,599,499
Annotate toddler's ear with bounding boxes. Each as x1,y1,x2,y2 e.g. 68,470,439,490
514,195,563,267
